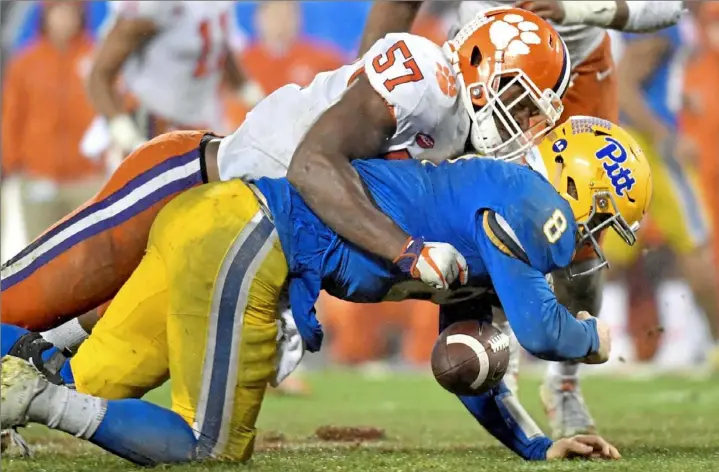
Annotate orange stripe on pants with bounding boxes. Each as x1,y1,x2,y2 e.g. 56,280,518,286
1,131,209,330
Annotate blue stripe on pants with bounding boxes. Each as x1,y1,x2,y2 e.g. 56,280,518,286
196,215,275,457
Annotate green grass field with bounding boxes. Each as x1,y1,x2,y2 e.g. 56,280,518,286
3,370,719,471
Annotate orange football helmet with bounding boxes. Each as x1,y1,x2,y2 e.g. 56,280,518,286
443,7,571,160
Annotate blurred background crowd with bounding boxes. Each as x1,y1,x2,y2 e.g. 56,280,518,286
1,1,718,386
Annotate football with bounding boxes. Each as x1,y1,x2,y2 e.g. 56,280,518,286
431,320,510,396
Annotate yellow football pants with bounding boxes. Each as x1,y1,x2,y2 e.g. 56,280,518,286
71,180,288,461
603,130,711,267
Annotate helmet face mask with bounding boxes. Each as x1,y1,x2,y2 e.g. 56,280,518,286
569,191,640,278
466,68,565,160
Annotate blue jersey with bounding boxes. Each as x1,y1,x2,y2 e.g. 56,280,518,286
254,157,599,362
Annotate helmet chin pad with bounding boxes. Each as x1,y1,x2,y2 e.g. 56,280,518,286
470,114,529,159
470,114,503,155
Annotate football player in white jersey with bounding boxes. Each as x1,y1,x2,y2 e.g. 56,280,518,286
359,0,684,439
87,0,263,155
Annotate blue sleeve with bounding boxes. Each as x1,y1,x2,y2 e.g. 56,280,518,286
438,302,552,461
477,216,600,361
457,386,553,461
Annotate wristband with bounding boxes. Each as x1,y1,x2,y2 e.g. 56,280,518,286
393,236,424,275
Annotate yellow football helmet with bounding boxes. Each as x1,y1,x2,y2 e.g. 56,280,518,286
532,116,653,277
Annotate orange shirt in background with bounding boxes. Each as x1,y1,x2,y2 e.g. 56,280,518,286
2,35,102,181
681,51,719,219
242,41,345,94
225,40,344,129
681,49,719,276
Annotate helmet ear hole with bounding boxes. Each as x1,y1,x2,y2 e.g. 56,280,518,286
471,46,482,67
566,177,578,200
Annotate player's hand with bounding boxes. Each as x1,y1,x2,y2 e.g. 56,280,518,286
515,1,566,23
108,114,146,154
394,237,469,290
576,311,611,364
546,434,621,460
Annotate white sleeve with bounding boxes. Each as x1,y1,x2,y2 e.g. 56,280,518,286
363,33,458,151
624,1,684,33
109,0,179,29
560,1,683,32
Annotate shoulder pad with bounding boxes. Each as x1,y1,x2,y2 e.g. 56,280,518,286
364,33,458,131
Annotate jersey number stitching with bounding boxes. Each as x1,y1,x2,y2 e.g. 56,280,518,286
193,14,228,79
543,209,568,244
371,40,425,92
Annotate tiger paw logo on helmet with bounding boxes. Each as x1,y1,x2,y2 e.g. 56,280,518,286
436,63,457,98
488,13,542,56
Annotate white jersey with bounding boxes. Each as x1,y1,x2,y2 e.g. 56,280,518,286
217,33,471,182
457,2,605,67
105,1,235,128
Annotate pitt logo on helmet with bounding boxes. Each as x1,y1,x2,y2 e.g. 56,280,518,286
594,136,636,197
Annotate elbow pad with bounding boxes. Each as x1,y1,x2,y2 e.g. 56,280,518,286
624,1,684,33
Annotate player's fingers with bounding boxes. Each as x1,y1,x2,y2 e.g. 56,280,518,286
432,265,449,290
457,261,468,285
446,260,457,280
565,439,593,456
607,444,622,460
455,253,469,285
573,435,618,458
575,310,592,321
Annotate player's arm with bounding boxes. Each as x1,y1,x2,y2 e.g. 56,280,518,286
436,299,551,460
358,1,423,56
287,74,408,261
523,1,683,32
87,6,158,151
87,17,156,119
477,211,602,361
287,37,467,288
616,33,672,141
439,302,618,461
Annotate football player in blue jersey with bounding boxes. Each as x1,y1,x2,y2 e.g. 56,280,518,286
0,116,647,464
